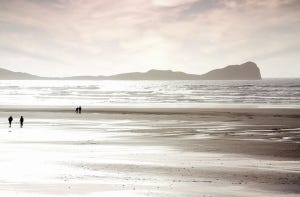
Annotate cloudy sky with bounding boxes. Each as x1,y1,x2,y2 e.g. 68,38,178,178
0,0,299,77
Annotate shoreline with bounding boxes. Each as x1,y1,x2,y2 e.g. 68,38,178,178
1,106,300,115
0,106,299,196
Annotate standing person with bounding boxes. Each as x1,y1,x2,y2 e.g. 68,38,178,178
20,116,24,128
8,116,13,128
78,106,82,114
75,107,79,114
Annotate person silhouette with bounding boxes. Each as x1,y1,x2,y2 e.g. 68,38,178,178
75,107,79,114
78,106,82,114
20,116,24,128
8,116,13,128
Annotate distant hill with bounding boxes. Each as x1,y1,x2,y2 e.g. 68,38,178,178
199,62,261,80
0,67,42,79
109,69,200,80
0,62,262,80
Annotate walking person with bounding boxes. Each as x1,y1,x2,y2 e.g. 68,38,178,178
78,106,82,114
8,116,13,128
20,116,24,128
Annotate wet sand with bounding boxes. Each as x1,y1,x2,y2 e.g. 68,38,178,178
0,108,299,196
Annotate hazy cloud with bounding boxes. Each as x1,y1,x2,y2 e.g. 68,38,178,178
0,0,299,77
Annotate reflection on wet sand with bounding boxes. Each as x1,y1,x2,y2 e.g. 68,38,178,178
0,108,299,196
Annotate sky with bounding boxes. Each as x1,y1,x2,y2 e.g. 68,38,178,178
0,0,299,78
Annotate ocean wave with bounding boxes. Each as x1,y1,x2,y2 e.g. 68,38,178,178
0,79,299,107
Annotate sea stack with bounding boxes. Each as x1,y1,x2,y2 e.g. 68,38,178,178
199,62,262,80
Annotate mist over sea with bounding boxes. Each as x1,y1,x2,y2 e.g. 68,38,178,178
0,79,299,108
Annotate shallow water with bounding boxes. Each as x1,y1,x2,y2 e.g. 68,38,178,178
0,79,299,108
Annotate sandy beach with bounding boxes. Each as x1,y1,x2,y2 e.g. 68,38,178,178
1,0,300,196
0,107,299,196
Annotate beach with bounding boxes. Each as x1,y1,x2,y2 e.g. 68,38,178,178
0,107,299,197
1,0,300,196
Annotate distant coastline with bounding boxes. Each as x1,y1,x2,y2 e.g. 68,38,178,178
0,61,262,80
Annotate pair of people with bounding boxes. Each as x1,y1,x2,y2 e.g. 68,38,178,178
8,116,24,128
75,106,82,114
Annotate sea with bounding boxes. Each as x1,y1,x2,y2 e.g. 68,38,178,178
0,79,299,108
